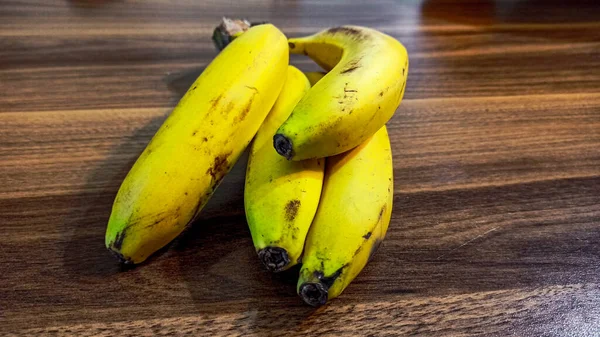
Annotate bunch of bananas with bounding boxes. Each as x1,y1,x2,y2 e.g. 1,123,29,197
105,19,408,307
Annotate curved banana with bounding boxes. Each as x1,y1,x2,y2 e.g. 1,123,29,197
297,126,394,307
274,26,408,160
245,66,324,272
105,24,289,264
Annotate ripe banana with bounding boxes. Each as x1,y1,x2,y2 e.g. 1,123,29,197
274,26,408,160
297,126,394,307
244,66,324,272
304,71,327,87
105,24,289,264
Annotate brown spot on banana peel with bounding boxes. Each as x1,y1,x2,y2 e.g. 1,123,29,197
340,56,363,75
367,205,387,262
143,215,168,230
108,206,154,253
284,199,301,222
366,109,379,126
210,93,223,109
327,26,363,38
234,99,252,124
378,205,386,222
207,151,232,182
340,63,360,74
233,90,256,124
368,238,383,263
348,205,387,260
119,210,171,236
315,265,347,289
191,152,233,222
222,101,235,117
111,229,127,251
245,85,259,93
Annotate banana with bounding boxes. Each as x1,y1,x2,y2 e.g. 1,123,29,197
303,71,327,87
273,26,408,160
244,66,324,272
297,126,394,307
105,24,289,264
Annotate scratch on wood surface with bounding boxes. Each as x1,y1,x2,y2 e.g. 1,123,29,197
437,227,498,260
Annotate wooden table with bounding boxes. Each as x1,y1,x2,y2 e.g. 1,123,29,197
2,0,599,335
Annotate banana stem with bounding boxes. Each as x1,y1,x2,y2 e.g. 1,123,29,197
299,282,328,307
212,17,269,51
258,247,290,272
273,134,294,160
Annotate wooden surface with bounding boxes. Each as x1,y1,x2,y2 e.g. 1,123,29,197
2,0,600,335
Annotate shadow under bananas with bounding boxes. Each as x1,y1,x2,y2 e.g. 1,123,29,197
60,115,168,278
173,209,318,332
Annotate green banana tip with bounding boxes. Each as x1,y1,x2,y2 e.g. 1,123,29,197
273,134,294,160
258,247,290,272
299,282,329,307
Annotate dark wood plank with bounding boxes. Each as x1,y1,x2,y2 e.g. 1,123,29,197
2,30,599,111
1,0,600,335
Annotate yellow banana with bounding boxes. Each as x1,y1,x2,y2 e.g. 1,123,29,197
244,66,324,272
303,71,327,87
297,126,394,307
105,24,289,264
274,26,408,160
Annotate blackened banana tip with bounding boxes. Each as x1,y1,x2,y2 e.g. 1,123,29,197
299,282,328,307
258,247,290,272
273,134,293,160
108,247,134,265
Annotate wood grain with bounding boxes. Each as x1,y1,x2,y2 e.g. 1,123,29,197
1,0,600,336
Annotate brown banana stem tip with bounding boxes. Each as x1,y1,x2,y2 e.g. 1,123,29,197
258,247,290,272
211,17,269,51
299,282,328,307
273,134,293,160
